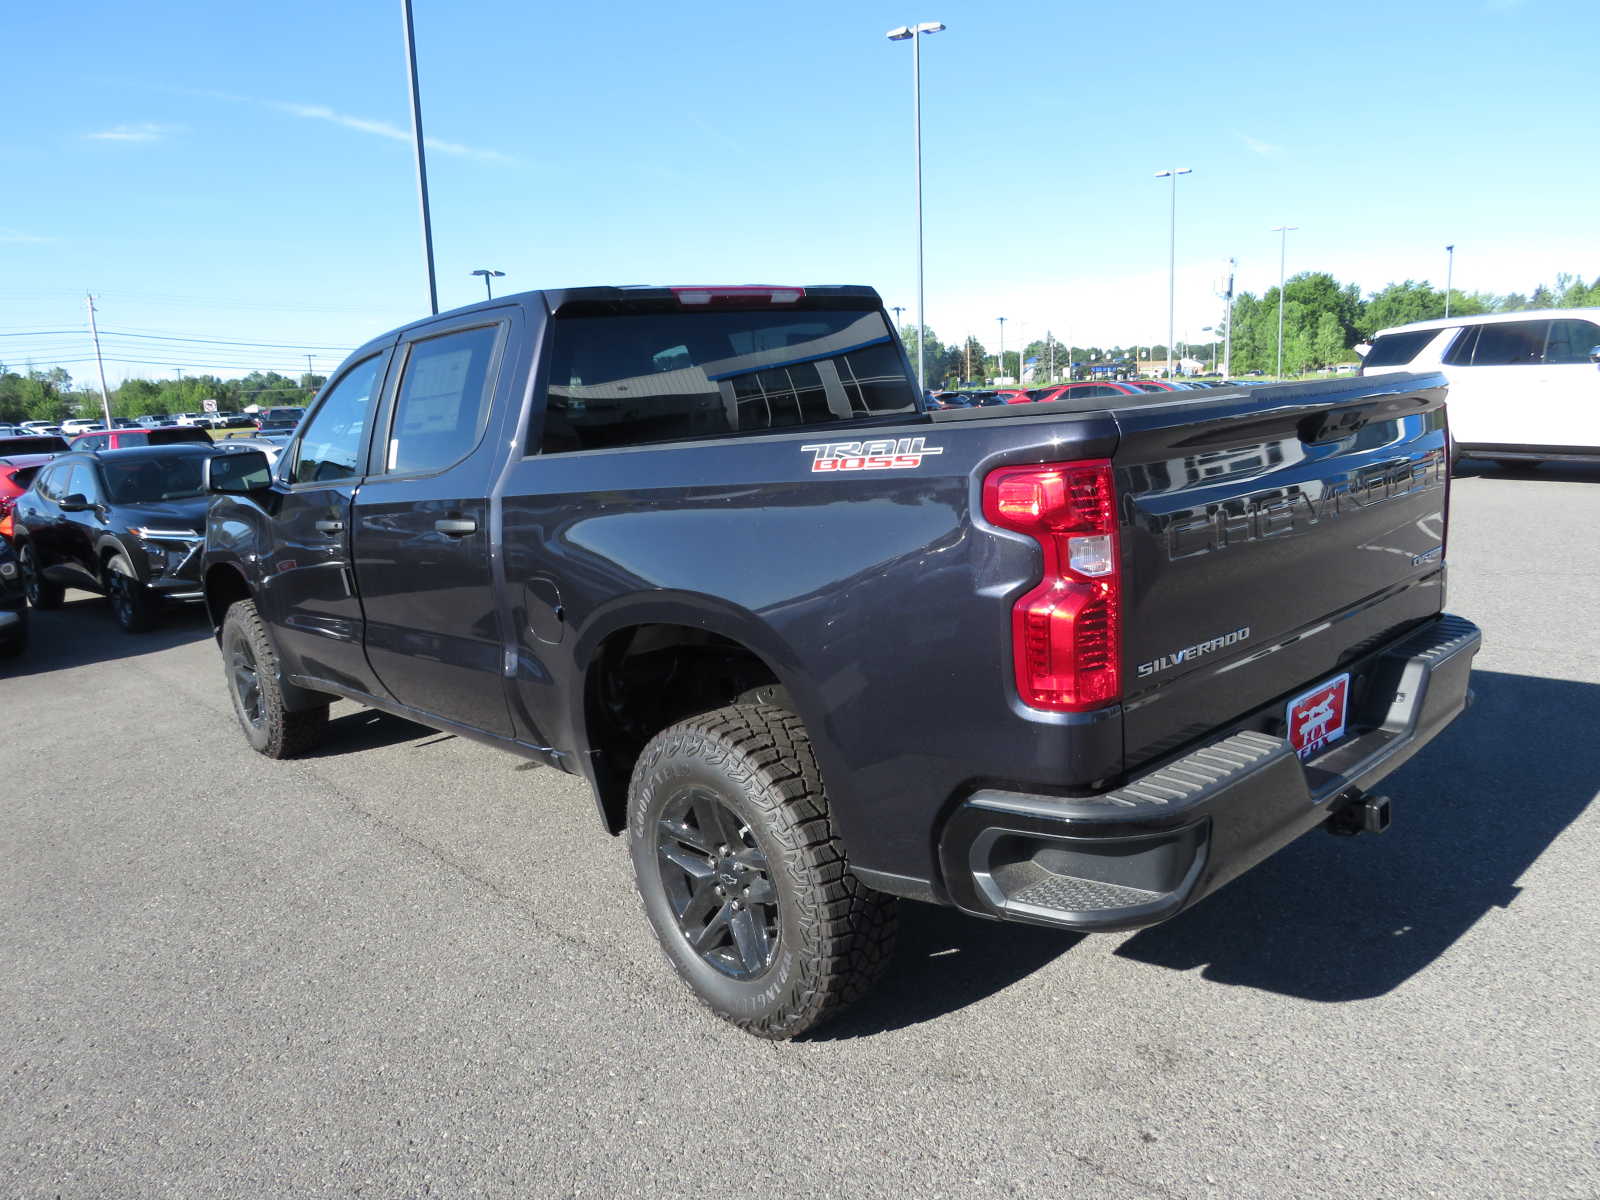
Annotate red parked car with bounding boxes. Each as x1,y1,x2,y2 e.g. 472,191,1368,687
0,453,61,542
70,425,213,451
1012,381,1153,403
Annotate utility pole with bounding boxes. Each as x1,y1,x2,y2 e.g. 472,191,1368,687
401,0,438,315
1222,257,1235,378
85,294,115,429
1048,330,1055,382
964,335,971,383
306,354,314,378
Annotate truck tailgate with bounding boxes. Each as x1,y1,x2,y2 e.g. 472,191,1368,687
1109,373,1450,771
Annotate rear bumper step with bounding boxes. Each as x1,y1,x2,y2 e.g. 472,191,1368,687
939,613,1480,932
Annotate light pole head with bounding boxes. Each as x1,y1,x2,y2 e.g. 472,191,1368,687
887,21,944,39
1445,244,1455,253
1154,168,1193,179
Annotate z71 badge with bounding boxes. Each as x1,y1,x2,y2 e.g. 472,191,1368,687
800,437,944,473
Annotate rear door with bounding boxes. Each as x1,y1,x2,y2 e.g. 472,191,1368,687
1537,316,1600,449
350,310,517,735
266,349,390,694
1112,379,1451,770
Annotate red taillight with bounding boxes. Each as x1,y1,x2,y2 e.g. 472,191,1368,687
672,285,804,307
983,460,1121,712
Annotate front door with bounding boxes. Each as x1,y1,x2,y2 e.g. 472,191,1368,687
263,349,391,696
351,313,516,735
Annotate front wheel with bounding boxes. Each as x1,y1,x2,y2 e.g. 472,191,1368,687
220,598,328,758
105,559,159,633
628,704,898,1039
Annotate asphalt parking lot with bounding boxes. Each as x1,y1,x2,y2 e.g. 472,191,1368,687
3,459,1597,1199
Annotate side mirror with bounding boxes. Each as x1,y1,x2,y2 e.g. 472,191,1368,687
59,493,90,513
207,449,274,494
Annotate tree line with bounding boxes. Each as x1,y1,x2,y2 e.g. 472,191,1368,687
0,367,325,426
901,270,1600,384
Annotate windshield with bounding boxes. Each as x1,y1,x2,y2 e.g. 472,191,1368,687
100,454,208,503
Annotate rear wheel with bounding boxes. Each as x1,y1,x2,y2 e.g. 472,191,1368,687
18,542,63,610
221,598,328,758
628,704,898,1039
104,558,159,633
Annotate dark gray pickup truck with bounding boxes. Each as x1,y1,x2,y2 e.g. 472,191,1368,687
201,284,1480,1038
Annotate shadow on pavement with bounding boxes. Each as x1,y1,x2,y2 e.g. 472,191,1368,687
303,708,438,757
1455,456,1600,484
810,904,1083,1040
1,594,213,679
823,668,1593,1033
1114,669,1597,1000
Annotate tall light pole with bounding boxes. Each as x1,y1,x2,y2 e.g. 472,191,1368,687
471,268,506,300
1444,245,1455,318
401,0,438,315
996,316,1006,381
1154,168,1192,378
887,20,945,394
1271,225,1298,379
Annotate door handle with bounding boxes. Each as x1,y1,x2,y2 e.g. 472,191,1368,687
314,519,345,534
435,517,478,536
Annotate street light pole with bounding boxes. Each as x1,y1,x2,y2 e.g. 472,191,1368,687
1155,168,1192,379
471,268,506,300
887,21,945,394
401,0,438,315
1444,245,1455,318
997,316,1006,382
891,305,905,330
1271,225,1298,378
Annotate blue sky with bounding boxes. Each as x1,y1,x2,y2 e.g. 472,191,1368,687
3,0,1595,383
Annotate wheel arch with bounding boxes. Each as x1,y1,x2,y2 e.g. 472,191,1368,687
571,593,814,835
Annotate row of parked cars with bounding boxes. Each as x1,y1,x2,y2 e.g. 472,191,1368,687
0,408,307,652
926,377,1241,409
0,406,304,440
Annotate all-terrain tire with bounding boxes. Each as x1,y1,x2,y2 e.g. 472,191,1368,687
221,598,329,758
628,704,898,1039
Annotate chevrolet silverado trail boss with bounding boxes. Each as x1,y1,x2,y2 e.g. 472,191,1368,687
201,284,1480,1038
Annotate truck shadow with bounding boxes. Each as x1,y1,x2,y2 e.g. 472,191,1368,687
1455,456,1600,484
820,668,1593,1035
809,905,1083,1040
1,595,213,679
1112,669,1596,1000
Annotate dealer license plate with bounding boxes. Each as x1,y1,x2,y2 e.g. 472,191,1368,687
1286,673,1350,761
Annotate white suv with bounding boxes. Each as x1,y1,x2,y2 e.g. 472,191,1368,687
1360,308,1600,465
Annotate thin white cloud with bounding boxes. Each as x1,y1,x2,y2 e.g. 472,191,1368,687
85,122,176,143
0,229,51,244
1236,131,1280,156
272,100,517,165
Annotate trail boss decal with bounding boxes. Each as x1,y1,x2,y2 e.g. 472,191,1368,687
800,437,944,473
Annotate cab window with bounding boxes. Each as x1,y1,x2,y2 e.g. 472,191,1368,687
384,325,501,475
290,355,384,485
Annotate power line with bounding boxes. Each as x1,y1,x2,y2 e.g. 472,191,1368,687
0,327,355,351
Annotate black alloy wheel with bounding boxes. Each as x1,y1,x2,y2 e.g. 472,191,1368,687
628,704,899,1039
230,635,265,731
18,542,63,610
656,786,779,979
104,563,156,633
